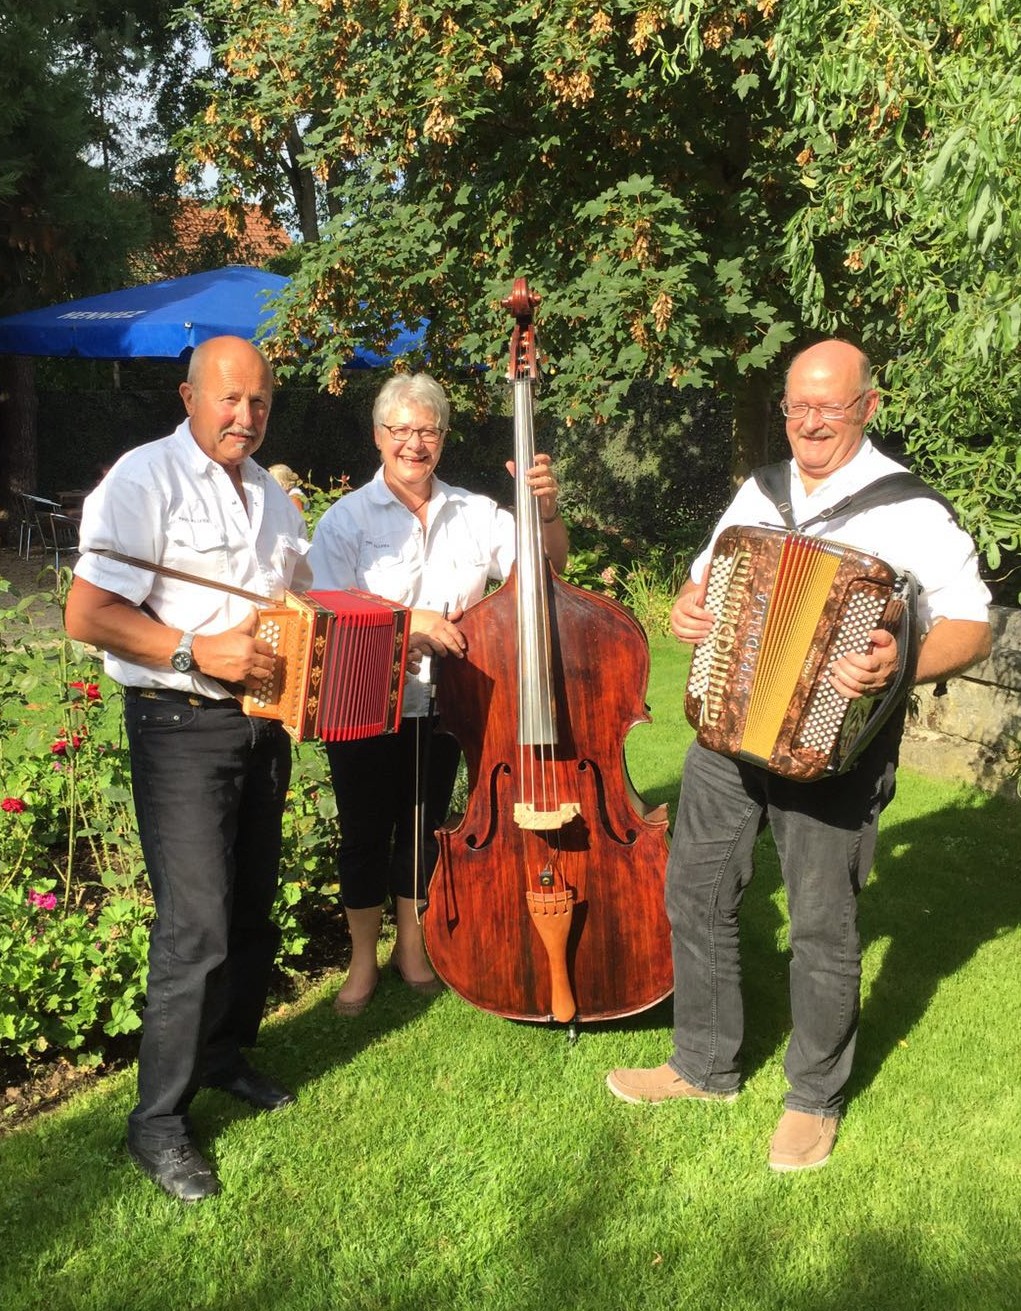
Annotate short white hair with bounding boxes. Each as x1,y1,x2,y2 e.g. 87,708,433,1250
372,373,449,431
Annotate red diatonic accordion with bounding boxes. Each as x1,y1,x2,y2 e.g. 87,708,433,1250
242,589,411,742
684,526,916,781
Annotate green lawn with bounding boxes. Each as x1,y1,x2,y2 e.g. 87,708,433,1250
1,636,1018,1311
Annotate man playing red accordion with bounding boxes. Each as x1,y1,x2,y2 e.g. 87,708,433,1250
607,339,991,1171
65,336,311,1202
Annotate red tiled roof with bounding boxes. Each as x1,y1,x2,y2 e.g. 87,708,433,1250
136,201,292,280
173,201,291,261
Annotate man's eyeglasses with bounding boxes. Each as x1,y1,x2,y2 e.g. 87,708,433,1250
780,392,866,422
379,423,445,446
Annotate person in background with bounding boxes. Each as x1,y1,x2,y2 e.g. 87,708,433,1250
309,372,568,1014
65,336,312,1203
268,463,310,514
607,339,991,1172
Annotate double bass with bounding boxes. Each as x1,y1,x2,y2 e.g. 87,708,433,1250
422,278,674,1025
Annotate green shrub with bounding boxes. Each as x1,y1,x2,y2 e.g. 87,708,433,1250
0,572,341,1066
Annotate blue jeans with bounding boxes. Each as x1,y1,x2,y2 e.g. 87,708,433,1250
667,734,899,1115
123,691,291,1149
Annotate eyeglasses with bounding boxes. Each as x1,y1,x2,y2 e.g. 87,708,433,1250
379,423,445,446
780,392,866,421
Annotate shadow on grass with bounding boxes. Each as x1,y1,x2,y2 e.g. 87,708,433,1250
643,777,1021,1101
704,784,1021,1101
852,788,1021,1095
1,799,1017,1311
0,973,437,1291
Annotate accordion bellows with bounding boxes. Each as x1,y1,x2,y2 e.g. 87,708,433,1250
685,527,914,781
243,589,410,742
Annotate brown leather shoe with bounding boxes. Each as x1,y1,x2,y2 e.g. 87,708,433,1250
333,974,378,1017
768,1110,839,1172
606,1063,739,1104
389,954,445,997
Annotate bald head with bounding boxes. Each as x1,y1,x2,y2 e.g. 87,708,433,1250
785,340,872,394
186,335,273,387
180,336,274,472
782,339,880,492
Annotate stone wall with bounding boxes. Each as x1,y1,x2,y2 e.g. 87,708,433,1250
900,605,1021,795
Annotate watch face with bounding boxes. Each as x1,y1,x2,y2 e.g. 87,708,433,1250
171,649,194,673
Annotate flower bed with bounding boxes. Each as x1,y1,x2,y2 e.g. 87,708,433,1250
0,569,341,1070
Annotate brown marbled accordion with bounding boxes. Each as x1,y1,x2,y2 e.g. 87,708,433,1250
242,589,410,742
684,526,913,781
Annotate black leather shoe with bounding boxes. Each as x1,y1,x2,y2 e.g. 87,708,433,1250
209,1066,296,1112
128,1140,220,1203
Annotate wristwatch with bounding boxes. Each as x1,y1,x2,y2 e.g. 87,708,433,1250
170,631,197,674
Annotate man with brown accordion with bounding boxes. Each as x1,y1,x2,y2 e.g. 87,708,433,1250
607,339,991,1172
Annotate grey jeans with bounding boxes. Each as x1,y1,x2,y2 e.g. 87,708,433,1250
666,733,899,1115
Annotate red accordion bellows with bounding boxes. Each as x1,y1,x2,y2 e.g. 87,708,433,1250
243,589,410,742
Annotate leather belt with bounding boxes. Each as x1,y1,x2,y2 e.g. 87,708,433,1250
125,687,234,710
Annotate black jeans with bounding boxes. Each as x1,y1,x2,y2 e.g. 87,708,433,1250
124,690,290,1149
326,719,461,909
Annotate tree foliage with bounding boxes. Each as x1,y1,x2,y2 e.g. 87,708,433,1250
0,6,139,309
0,0,208,310
179,0,1021,573
179,2,796,412
0,1,205,518
759,0,1021,572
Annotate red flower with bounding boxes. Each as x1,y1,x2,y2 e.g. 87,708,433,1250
69,681,102,701
2,797,27,813
51,730,85,755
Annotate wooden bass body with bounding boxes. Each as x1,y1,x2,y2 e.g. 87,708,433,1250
425,569,674,1023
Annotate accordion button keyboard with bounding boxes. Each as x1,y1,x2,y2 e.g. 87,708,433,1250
250,617,282,709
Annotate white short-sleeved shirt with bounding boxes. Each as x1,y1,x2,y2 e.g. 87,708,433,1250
309,467,516,715
74,420,312,697
691,439,991,631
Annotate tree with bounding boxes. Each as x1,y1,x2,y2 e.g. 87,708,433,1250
0,5,148,508
0,2,210,523
756,0,1021,576
182,2,798,466
179,0,1021,573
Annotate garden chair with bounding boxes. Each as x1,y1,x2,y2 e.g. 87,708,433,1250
39,511,80,570
17,493,62,558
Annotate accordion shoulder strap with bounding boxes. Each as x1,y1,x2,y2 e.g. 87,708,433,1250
87,548,272,604
752,463,960,531
751,462,796,527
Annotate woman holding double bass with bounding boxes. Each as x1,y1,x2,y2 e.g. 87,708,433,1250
308,371,567,1015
